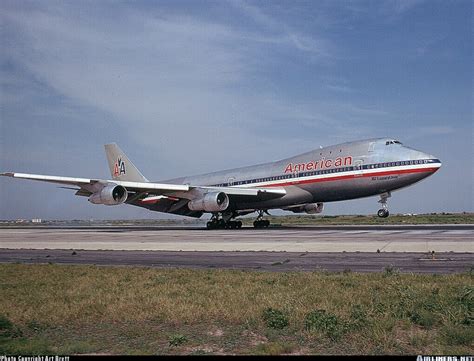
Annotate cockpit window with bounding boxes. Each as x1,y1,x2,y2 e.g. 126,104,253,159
386,140,403,145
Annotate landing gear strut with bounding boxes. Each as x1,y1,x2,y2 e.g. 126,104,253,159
253,210,270,228
377,192,391,218
206,213,242,230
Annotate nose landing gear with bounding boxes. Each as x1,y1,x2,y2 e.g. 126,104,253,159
377,192,391,218
377,208,389,218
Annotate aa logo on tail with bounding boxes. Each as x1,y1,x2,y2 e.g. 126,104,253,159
113,158,126,177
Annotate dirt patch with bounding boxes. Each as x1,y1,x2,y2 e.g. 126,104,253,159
207,328,224,337
242,330,268,346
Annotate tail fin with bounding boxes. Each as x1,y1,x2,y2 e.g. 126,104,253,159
104,143,149,182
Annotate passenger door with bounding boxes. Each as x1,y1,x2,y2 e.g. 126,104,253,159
354,160,364,177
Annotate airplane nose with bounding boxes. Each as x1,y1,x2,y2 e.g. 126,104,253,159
422,152,442,172
408,149,442,172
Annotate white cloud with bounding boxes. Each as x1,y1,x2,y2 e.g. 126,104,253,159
227,0,331,58
419,126,456,135
1,2,356,174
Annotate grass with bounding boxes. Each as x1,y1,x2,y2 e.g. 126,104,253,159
0,264,472,355
242,212,474,226
262,308,289,330
2,212,473,228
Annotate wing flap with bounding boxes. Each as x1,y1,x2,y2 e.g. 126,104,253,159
196,186,286,197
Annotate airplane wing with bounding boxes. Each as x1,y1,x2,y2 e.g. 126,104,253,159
0,172,286,217
1,144,286,218
0,172,285,197
0,172,189,192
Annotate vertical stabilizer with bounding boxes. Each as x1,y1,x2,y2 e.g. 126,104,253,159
104,143,149,182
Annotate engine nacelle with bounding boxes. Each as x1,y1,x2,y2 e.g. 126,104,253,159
88,185,128,205
188,192,229,212
303,202,324,214
289,202,324,214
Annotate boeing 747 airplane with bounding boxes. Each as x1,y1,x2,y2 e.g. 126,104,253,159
1,138,441,229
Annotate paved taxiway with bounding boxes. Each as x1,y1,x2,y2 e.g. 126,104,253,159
0,225,472,273
0,249,471,273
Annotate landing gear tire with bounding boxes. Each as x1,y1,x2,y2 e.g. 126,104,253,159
206,217,226,229
227,220,242,229
253,219,270,228
207,218,242,230
377,209,389,218
377,192,391,219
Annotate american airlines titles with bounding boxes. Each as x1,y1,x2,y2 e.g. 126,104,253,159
284,156,353,174
113,158,126,177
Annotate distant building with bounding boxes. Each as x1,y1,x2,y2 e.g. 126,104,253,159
31,218,42,223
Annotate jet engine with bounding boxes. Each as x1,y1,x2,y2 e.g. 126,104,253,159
288,202,324,214
188,192,229,212
88,184,128,205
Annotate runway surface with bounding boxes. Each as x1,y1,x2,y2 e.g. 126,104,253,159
0,225,472,273
0,225,472,252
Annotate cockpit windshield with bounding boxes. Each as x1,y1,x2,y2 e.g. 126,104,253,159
386,140,402,145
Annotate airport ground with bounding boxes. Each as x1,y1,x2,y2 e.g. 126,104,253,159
0,213,472,355
0,264,472,355
0,224,472,273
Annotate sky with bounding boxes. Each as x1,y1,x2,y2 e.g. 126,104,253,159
0,0,472,220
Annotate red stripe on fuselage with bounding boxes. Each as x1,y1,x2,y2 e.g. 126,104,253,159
263,167,439,188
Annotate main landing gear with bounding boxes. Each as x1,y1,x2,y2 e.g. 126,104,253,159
377,192,391,218
206,213,242,229
253,210,270,228
205,210,271,230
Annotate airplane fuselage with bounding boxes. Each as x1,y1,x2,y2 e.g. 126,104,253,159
160,138,441,213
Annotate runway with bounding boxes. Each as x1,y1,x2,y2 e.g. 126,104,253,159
0,225,472,273
0,225,472,252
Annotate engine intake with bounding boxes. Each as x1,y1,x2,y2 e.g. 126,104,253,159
88,185,128,205
188,192,229,212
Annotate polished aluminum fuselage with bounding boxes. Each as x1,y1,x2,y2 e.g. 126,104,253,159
158,138,441,214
